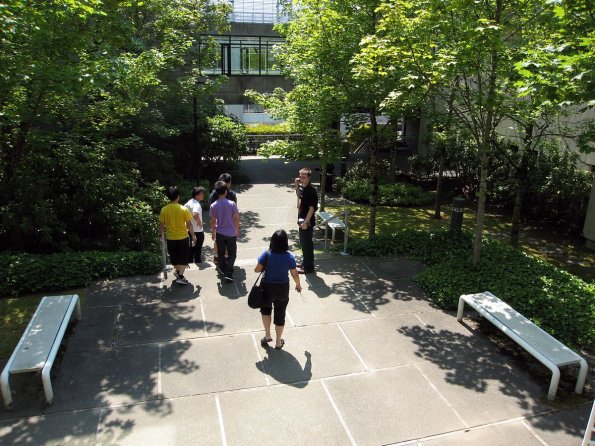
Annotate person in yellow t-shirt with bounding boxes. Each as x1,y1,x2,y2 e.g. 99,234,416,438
159,186,196,285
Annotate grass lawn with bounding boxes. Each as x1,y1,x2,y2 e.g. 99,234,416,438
0,289,85,359
327,203,595,283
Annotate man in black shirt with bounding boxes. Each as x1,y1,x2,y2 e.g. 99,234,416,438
295,167,318,274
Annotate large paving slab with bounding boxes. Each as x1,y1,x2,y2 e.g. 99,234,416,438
287,285,373,326
349,278,436,317
160,334,267,398
66,306,119,351
201,296,265,336
525,403,593,446
45,344,161,413
419,421,543,445
218,382,353,446
416,350,549,426
0,409,100,446
256,324,366,385
339,314,432,369
324,366,466,445
96,395,221,446
82,275,164,308
115,302,210,345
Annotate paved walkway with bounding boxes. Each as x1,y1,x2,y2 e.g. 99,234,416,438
0,156,592,445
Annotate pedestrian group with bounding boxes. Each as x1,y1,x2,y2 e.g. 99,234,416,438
158,168,318,350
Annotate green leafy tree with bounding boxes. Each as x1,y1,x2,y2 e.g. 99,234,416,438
0,0,230,252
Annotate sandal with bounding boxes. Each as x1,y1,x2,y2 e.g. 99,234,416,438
260,337,273,347
274,339,285,350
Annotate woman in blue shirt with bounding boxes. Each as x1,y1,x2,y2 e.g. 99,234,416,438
255,229,302,350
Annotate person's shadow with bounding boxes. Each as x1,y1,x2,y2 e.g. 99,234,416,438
256,350,312,388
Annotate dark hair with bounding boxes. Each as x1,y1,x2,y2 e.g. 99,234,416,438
214,180,228,197
166,186,179,201
269,229,289,253
218,173,232,184
192,186,205,198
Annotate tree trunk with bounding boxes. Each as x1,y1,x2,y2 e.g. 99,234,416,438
472,0,502,267
434,147,445,219
510,124,533,246
435,86,457,220
319,163,327,212
368,111,379,239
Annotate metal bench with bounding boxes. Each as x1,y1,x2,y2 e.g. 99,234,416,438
316,210,346,244
457,291,588,400
1,295,81,409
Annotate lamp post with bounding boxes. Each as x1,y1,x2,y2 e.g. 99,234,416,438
193,76,207,185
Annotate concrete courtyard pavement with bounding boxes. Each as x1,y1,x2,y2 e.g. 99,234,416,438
0,156,592,445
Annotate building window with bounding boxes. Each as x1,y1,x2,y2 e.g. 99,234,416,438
202,36,284,76
244,102,264,113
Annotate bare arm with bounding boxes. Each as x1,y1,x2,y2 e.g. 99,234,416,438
290,268,302,292
186,220,196,241
234,212,240,237
210,215,216,240
159,222,165,240
254,263,264,273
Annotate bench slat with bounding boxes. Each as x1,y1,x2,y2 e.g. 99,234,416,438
316,211,345,228
10,296,76,373
464,292,580,366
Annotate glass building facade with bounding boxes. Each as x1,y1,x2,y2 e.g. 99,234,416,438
202,35,284,76
228,0,287,24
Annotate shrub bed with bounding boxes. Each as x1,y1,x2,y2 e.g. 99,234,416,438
0,251,162,297
348,229,595,351
338,179,433,206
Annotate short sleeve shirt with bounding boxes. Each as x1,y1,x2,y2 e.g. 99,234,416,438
159,203,192,240
298,184,318,225
184,198,203,233
257,250,297,283
210,198,239,237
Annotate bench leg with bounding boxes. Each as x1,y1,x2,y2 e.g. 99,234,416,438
575,358,588,395
74,296,82,321
41,363,54,405
456,297,465,321
1,368,13,409
547,366,561,400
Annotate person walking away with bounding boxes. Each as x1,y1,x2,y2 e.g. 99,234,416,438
185,186,205,264
295,167,318,274
255,229,302,350
159,186,196,285
210,180,240,282
208,173,237,264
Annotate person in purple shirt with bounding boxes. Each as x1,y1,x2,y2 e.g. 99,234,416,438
210,180,240,282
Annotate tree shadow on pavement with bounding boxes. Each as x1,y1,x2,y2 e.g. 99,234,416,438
0,275,222,445
397,316,593,441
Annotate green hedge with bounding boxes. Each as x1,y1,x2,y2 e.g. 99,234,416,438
348,230,595,351
0,251,162,297
337,179,433,206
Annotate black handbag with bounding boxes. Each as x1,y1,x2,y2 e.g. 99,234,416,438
248,252,269,309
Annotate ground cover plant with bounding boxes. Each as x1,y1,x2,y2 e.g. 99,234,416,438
0,251,161,297
348,228,595,352
328,204,595,282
